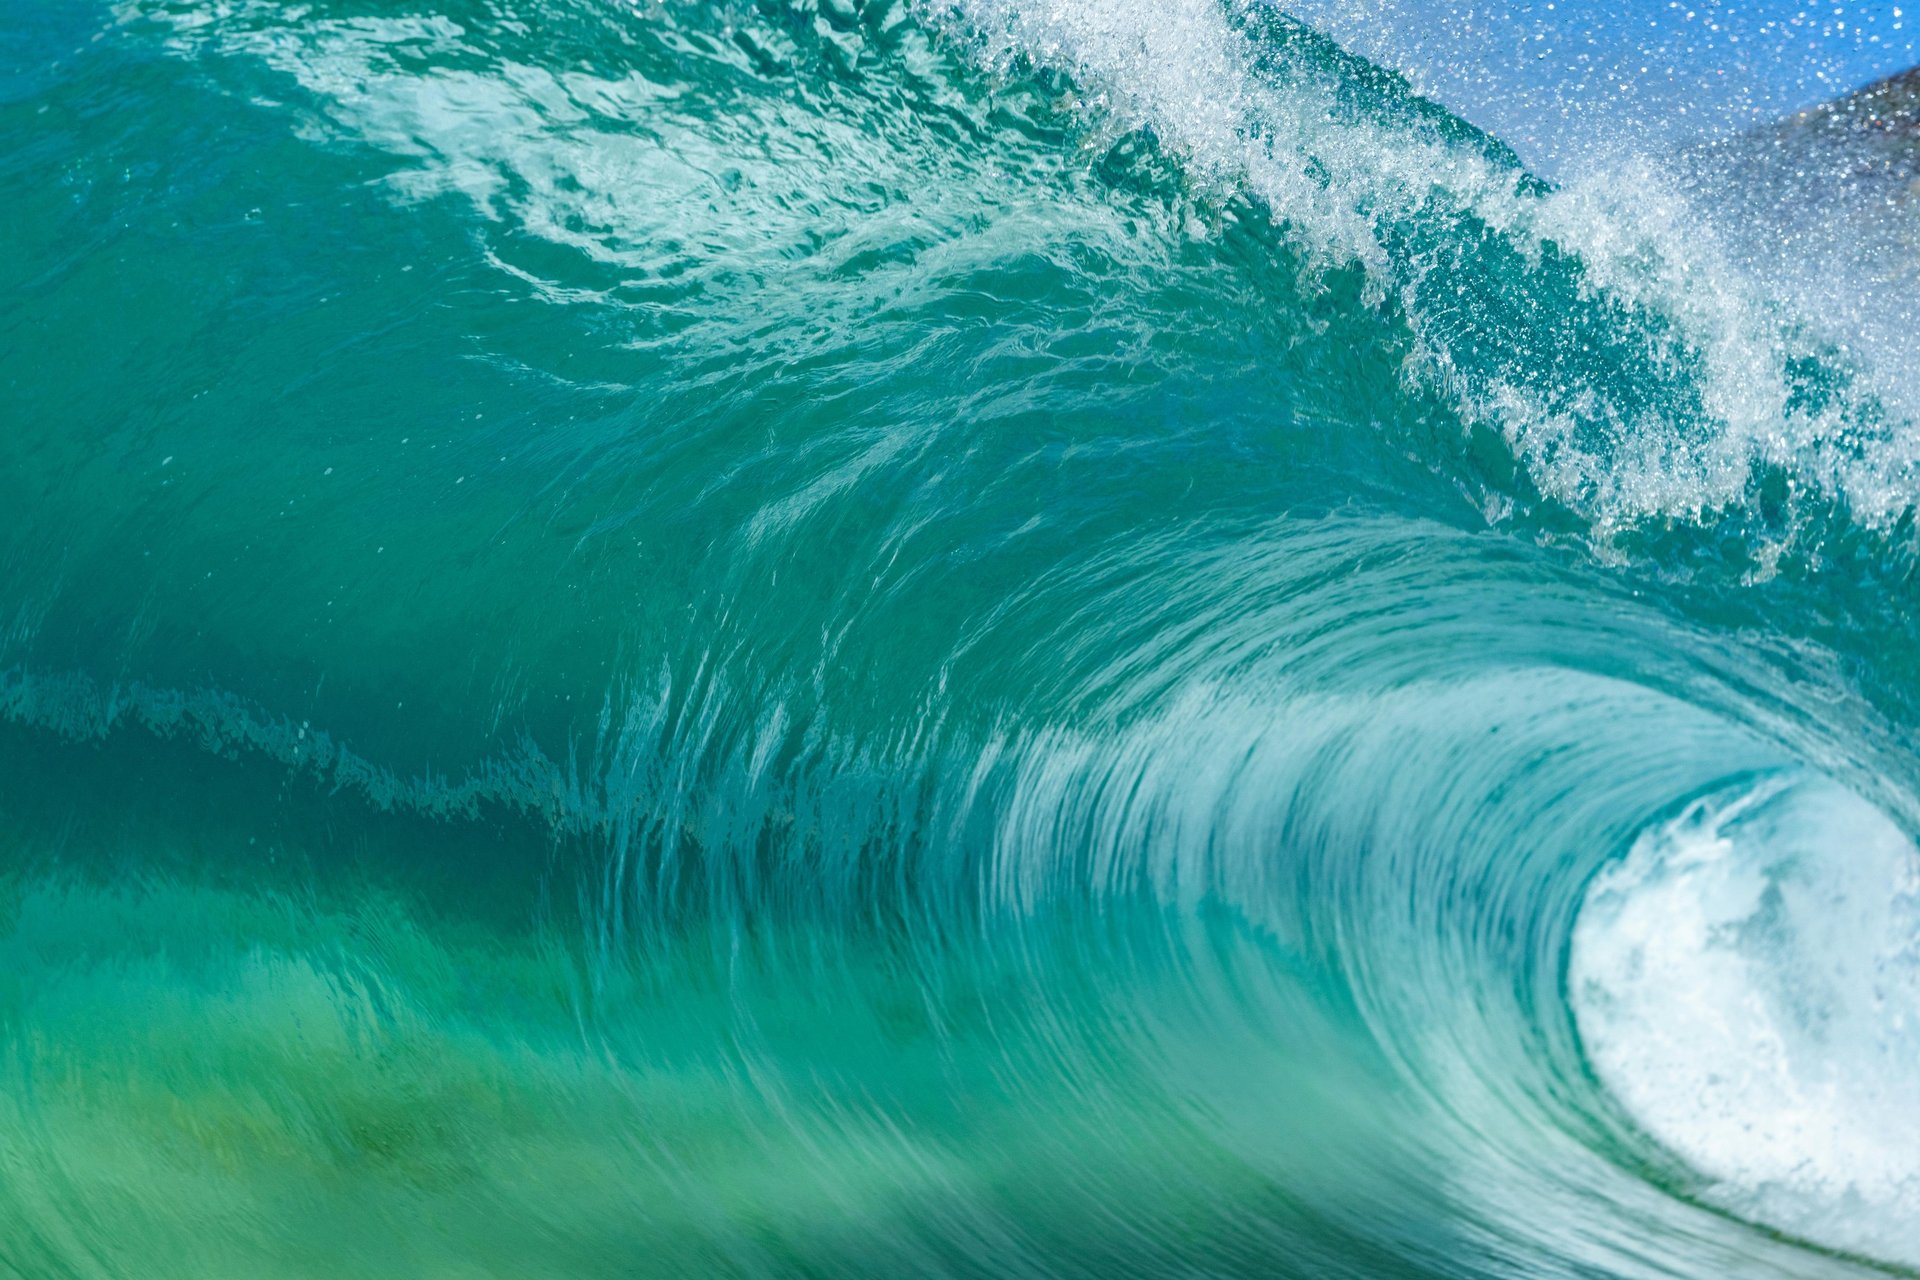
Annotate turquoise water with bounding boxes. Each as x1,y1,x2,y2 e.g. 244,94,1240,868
3,1,1919,1275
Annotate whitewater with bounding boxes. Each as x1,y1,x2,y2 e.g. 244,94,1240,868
2,1,1918,1276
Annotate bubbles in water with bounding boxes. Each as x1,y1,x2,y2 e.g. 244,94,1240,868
1572,774,1920,1268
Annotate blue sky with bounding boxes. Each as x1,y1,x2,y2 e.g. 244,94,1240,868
1284,0,1918,173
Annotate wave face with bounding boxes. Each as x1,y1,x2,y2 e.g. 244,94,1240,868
2,1,1919,1275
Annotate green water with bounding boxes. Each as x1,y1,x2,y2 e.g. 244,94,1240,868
3,1,1919,1275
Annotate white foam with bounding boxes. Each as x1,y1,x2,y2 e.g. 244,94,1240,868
130,0,1920,537
1571,776,1920,1267
931,0,1920,534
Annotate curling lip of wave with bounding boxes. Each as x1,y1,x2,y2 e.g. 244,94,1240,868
136,0,1920,538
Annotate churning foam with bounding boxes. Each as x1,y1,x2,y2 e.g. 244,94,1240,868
933,0,1920,533
128,0,1920,537
1571,776,1920,1268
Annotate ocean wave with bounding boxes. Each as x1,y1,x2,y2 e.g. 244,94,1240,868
3,0,1918,1274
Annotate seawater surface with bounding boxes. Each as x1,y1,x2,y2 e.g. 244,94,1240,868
3,2,1920,1276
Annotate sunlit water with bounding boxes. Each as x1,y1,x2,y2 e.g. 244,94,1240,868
2,2,1919,1276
